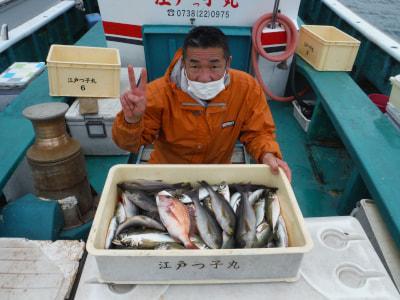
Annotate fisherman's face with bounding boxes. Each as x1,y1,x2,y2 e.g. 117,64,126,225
184,47,231,83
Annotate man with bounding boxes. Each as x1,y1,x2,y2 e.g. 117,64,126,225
112,26,291,181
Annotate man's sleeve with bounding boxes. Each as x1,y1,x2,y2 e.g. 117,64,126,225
239,82,282,162
112,92,162,153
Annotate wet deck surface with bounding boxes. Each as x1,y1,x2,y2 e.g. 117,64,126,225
0,0,60,30
338,0,400,42
270,100,352,217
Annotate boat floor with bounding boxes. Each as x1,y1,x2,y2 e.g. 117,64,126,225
338,0,400,43
270,101,355,218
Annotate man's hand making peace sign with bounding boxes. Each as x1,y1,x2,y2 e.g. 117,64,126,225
120,65,148,124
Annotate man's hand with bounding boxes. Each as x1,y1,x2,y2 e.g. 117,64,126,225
261,153,292,182
120,65,148,124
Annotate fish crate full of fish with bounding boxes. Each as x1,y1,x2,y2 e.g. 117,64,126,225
87,165,313,284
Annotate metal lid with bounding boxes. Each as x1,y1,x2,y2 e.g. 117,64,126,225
23,102,69,121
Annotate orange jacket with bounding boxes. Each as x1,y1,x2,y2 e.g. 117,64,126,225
112,50,282,163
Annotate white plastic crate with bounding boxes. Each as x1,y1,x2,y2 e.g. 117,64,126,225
292,100,314,132
47,45,120,98
296,25,360,71
389,75,400,110
86,164,313,284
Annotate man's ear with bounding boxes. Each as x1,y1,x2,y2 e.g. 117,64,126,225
226,56,232,69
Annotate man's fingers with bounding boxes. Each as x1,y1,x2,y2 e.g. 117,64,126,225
278,160,292,182
128,64,137,90
138,68,148,92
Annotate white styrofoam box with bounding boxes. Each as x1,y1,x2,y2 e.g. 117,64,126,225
389,75,400,110
0,238,85,300
292,100,314,132
65,67,141,155
87,165,313,284
387,102,400,127
66,99,127,155
352,199,400,290
75,217,400,300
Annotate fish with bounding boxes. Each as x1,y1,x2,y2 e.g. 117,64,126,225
124,190,158,212
115,202,127,224
253,222,272,248
105,216,118,249
235,189,256,248
118,180,191,193
156,191,198,249
190,190,222,249
248,189,265,206
186,203,198,237
115,215,166,236
117,231,177,249
190,235,210,250
198,182,230,202
266,193,281,232
221,231,235,249
198,185,219,200
155,243,185,250
275,216,289,247
229,192,241,213
217,182,230,203
254,197,266,227
122,191,139,218
199,181,236,236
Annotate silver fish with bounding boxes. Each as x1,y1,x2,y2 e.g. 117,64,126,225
190,235,210,250
125,190,158,212
119,180,191,193
105,216,118,249
221,231,235,249
118,232,176,249
254,197,266,227
116,215,166,235
230,192,241,212
200,181,236,236
235,190,256,248
155,243,185,250
178,193,193,204
198,185,219,200
191,190,222,249
248,189,265,206
275,216,289,247
217,181,230,203
115,202,127,224
253,222,272,248
122,191,138,218
266,193,281,232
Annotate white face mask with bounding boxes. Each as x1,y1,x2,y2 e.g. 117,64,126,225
184,69,226,100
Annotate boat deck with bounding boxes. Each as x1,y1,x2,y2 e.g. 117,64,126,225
1,21,400,246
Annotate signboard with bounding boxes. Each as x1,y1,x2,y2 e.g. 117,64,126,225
98,0,301,67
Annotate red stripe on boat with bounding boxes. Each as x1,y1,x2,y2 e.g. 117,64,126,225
261,31,287,46
102,21,142,39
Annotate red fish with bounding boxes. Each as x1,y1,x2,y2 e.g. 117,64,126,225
156,191,197,249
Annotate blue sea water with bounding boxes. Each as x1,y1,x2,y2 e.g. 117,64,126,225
338,0,400,42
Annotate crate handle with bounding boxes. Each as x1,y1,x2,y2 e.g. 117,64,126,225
85,120,107,138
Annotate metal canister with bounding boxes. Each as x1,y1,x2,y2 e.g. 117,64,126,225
23,103,93,227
